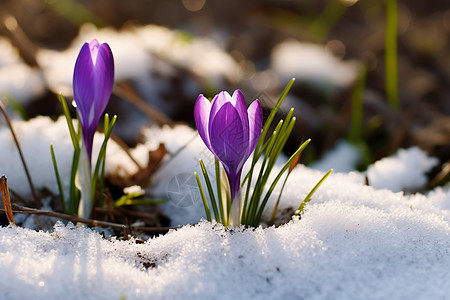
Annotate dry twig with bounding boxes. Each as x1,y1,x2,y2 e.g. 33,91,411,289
1,203,175,234
113,83,174,126
0,176,15,225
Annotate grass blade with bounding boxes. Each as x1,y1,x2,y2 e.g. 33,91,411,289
215,158,225,224
69,146,80,214
249,116,297,225
269,143,303,224
295,169,333,216
0,101,40,208
114,198,166,207
50,144,66,213
254,139,311,225
242,120,283,224
385,0,399,111
91,115,117,202
59,93,80,152
195,172,211,221
255,78,295,155
200,159,220,221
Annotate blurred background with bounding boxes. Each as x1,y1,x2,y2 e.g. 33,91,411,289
0,0,449,182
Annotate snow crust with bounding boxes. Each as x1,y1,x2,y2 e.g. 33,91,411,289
0,123,449,300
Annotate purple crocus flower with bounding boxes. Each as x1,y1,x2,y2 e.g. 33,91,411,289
194,90,263,200
73,39,114,163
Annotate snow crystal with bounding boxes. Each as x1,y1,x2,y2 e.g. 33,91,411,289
1,178,450,300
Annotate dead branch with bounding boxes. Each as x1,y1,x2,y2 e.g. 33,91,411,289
113,83,174,127
0,176,15,225
1,203,175,234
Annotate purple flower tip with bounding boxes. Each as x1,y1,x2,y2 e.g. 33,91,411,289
194,89,263,200
73,39,114,164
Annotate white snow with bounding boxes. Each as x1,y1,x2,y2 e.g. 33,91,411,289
367,147,439,192
310,140,363,173
0,169,449,299
0,116,145,198
271,40,359,92
1,123,449,300
136,25,242,85
311,141,438,193
0,37,46,104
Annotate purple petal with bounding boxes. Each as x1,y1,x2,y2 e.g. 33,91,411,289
232,89,249,140
194,94,212,150
89,43,114,127
73,42,95,127
246,99,263,157
94,43,114,115
210,102,246,175
89,39,100,61
209,91,231,132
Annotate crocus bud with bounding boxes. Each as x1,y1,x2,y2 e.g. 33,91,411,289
194,90,263,200
73,39,114,163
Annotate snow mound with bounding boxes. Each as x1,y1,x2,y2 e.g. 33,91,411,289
271,40,359,92
367,147,438,192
